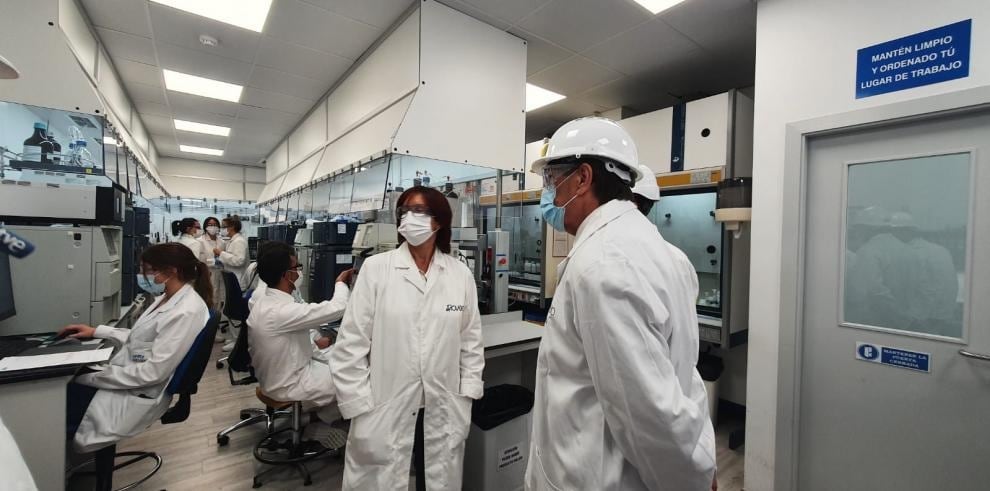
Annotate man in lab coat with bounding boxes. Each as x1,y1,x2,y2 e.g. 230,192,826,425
526,117,716,491
247,242,352,424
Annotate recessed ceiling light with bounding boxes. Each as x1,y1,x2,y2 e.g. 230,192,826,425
630,0,686,15
150,0,273,33
103,137,118,146
163,69,243,102
180,144,224,156
174,119,231,137
526,83,566,112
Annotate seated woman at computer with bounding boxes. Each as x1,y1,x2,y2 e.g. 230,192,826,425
60,243,212,452
247,241,353,428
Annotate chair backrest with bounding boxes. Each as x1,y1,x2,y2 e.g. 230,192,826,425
162,310,220,424
227,317,253,374
221,272,249,322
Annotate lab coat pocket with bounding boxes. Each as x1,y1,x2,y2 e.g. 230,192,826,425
444,389,473,444
129,341,153,363
347,397,401,466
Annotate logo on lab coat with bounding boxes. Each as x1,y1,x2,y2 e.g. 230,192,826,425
445,304,466,312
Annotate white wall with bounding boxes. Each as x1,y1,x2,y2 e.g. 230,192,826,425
747,2,990,489
158,158,264,201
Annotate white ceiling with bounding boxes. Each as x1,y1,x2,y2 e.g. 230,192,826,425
81,0,755,166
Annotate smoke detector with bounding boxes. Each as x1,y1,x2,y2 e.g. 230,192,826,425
199,35,219,48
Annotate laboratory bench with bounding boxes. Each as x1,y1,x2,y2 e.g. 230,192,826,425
480,312,543,391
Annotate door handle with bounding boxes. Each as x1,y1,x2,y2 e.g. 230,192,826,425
959,349,990,361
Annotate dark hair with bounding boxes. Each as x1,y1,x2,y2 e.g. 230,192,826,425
257,241,296,287
222,215,243,233
396,186,452,254
203,216,221,229
552,156,633,205
141,243,213,307
171,218,199,237
632,194,656,216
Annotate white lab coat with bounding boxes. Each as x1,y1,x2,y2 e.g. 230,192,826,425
177,234,205,264
525,200,716,491
329,244,485,491
846,233,911,327
905,237,959,330
199,234,225,309
219,233,250,289
73,283,209,452
247,283,349,407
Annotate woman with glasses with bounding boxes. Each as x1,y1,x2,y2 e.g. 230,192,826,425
60,243,212,452
330,186,485,491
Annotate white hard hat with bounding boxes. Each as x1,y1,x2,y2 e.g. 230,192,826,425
853,206,890,227
631,165,659,201
889,211,917,229
530,117,642,183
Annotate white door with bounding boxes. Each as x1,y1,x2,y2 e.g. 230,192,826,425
798,107,990,490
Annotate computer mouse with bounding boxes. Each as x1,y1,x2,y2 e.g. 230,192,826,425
51,337,82,347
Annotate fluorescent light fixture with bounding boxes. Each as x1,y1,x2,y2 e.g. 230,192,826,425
630,0,686,15
150,0,273,32
179,144,224,156
525,83,566,112
174,119,231,137
103,137,118,146
163,69,243,102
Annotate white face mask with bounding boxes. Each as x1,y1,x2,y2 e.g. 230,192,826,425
193,228,204,238
206,225,219,236
398,212,436,247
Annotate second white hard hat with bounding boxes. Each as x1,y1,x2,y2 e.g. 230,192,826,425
529,117,642,183
631,165,659,201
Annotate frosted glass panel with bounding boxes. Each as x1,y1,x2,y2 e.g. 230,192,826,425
843,153,969,338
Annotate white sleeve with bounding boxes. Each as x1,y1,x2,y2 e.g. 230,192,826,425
93,324,131,345
458,270,485,399
266,284,350,333
219,237,248,267
0,416,37,491
75,310,204,391
571,262,715,491
329,269,376,419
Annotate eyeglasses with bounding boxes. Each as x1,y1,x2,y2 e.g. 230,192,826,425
542,164,578,189
286,265,303,273
397,205,433,217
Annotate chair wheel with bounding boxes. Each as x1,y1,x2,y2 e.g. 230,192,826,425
253,477,263,488
217,435,230,446
216,361,225,369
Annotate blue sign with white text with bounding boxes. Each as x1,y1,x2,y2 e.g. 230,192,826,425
856,342,931,373
856,19,972,99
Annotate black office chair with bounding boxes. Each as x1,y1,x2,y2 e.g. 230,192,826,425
216,271,250,370
83,310,220,491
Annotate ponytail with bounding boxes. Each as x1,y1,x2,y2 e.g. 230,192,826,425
192,261,214,308
172,217,199,237
171,220,181,237
141,243,214,307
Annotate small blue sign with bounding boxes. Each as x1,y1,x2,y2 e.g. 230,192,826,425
856,342,931,373
856,19,972,99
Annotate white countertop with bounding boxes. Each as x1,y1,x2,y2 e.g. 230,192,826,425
481,312,543,357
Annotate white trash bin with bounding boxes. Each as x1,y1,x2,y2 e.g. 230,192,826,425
462,385,534,491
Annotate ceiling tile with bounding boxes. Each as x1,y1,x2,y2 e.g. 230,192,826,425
124,81,168,105
265,0,382,60
97,28,156,65
168,110,237,129
517,0,648,53
436,0,511,30
240,87,315,114
138,113,176,134
174,131,228,149
579,76,680,112
80,0,151,37
235,105,303,127
660,0,756,53
148,2,262,64
166,91,241,117
527,55,622,96
135,101,172,117
300,0,415,30
155,42,254,86
462,0,553,25
254,37,353,84
525,114,567,141
529,98,605,121
247,66,331,101
583,18,700,76
508,28,572,76
114,59,163,87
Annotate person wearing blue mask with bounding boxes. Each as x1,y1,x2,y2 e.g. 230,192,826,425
59,243,212,453
528,117,717,491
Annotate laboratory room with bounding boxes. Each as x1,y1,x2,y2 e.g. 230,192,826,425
2,0,989,490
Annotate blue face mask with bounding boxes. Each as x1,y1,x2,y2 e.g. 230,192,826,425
136,273,166,296
540,170,578,232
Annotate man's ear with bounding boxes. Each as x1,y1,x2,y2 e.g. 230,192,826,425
576,163,594,196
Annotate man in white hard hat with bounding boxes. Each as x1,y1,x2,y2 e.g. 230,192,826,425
526,117,716,491
631,164,660,215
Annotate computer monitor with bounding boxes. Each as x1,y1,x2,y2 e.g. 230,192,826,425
0,253,15,322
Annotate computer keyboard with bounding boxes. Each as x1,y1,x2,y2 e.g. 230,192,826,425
0,339,43,359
